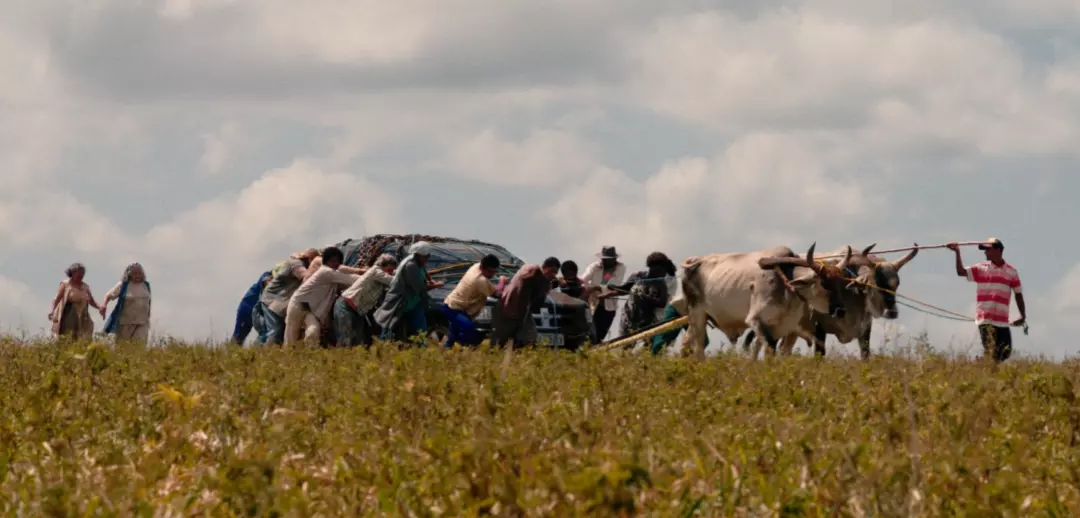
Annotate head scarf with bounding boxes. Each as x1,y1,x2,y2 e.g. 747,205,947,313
122,262,146,282
65,262,86,278
409,241,432,256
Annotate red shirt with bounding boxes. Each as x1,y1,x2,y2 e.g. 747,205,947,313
966,261,1021,327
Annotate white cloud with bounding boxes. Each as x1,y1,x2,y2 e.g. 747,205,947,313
136,160,404,337
0,276,45,336
432,128,598,186
197,122,249,176
0,0,1077,358
631,10,1079,157
542,131,875,266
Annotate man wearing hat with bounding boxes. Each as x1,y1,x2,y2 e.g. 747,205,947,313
581,245,626,342
946,238,1026,363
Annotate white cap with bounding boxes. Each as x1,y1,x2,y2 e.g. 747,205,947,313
410,241,432,256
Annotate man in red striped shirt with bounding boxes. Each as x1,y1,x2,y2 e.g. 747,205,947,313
947,238,1026,362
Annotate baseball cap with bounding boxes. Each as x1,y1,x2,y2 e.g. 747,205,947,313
978,237,1004,250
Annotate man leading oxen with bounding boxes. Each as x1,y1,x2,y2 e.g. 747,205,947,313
679,243,855,359
740,243,920,359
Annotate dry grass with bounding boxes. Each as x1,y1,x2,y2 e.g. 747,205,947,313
1,337,1079,516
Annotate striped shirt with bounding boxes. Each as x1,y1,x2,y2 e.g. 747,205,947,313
965,261,1021,327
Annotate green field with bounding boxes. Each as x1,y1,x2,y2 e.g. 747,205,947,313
2,339,1079,517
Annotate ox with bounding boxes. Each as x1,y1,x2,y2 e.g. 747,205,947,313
740,243,919,359
679,243,854,359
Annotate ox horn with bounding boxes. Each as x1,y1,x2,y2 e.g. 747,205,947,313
861,243,876,256
836,245,852,272
889,243,919,270
804,242,820,272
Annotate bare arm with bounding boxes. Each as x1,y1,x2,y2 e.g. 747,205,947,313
338,265,367,275
1015,293,1026,323
952,249,966,277
49,282,66,319
87,287,102,311
302,257,323,280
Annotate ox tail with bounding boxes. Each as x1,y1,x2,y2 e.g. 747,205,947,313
681,256,705,308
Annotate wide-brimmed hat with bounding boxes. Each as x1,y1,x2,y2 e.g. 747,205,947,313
596,246,619,259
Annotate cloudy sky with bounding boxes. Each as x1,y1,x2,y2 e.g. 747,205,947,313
2,0,1078,358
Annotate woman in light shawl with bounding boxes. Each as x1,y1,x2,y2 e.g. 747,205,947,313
101,262,152,344
373,241,444,343
49,263,102,340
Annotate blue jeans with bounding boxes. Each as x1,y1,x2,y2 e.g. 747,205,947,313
441,304,479,348
250,302,270,345
263,307,286,346
380,304,428,342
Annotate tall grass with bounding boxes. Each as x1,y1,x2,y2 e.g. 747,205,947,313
1,338,1079,516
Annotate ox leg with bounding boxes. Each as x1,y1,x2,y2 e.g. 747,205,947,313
812,323,827,357
685,308,709,359
741,330,755,353
779,334,797,356
859,324,872,360
748,322,777,360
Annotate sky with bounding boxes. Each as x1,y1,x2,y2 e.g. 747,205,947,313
2,0,1078,359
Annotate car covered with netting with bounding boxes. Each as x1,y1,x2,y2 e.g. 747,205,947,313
333,234,593,349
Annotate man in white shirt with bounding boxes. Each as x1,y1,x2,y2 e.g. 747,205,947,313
334,254,398,347
284,246,361,347
581,245,626,342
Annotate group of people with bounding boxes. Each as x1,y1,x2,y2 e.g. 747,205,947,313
229,242,690,352
43,237,1026,362
48,262,153,343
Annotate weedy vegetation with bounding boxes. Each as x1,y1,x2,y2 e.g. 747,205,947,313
2,336,1080,517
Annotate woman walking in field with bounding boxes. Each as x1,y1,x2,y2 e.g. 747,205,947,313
49,262,103,341
101,262,153,344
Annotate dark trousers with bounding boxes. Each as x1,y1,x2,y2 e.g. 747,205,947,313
593,306,616,343
441,304,480,348
979,324,1012,362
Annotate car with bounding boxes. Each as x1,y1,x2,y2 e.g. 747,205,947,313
333,234,594,349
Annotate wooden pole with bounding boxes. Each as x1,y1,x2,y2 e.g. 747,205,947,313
813,241,990,259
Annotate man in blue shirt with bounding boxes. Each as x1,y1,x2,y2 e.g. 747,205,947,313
232,271,271,345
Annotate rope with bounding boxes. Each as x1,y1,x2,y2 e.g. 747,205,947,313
834,266,1028,333
839,273,975,320
813,241,989,260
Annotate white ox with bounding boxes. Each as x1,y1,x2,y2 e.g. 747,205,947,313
679,243,853,359
740,243,920,358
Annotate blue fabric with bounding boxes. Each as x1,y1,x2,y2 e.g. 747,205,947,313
104,281,151,335
232,272,271,344
263,308,286,345
441,304,479,348
251,302,269,344
651,304,707,355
